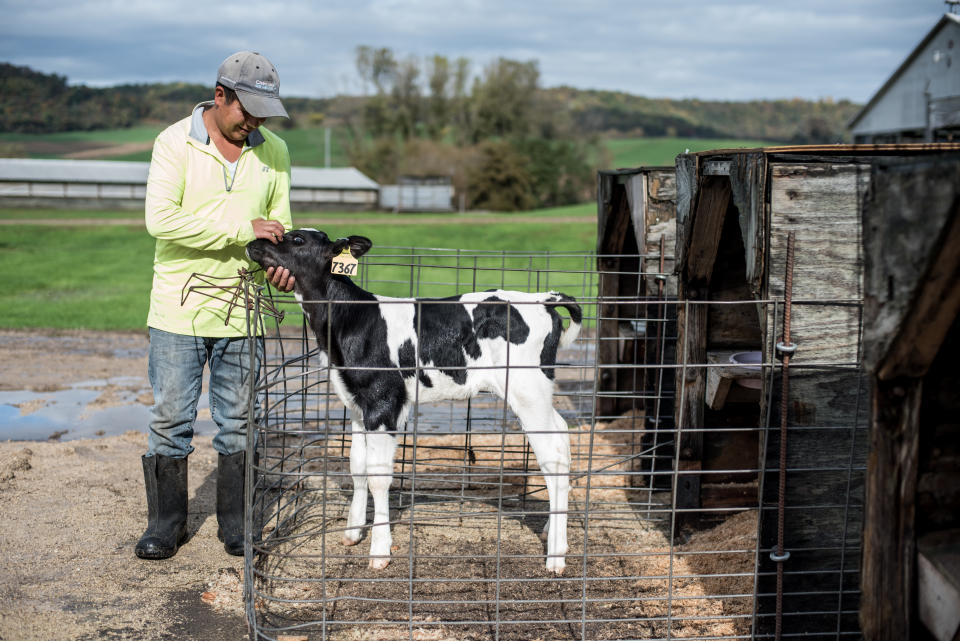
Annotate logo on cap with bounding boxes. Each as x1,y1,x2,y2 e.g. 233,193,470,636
255,80,277,93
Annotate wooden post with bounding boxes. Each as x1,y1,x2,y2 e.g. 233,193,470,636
675,298,706,530
860,379,921,640
860,154,960,641
674,175,732,530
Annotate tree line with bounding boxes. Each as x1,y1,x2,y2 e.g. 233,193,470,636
339,48,599,210
0,57,861,210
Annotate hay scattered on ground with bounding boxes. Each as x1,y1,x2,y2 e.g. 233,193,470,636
242,409,756,641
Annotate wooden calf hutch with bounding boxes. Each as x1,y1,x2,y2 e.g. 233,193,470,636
672,143,960,639
596,166,678,487
860,152,960,641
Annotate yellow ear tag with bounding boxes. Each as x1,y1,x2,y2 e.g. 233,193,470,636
331,247,359,277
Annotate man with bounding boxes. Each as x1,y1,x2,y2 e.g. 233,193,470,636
136,51,294,560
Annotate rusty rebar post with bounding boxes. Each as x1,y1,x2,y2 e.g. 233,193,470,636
774,231,797,641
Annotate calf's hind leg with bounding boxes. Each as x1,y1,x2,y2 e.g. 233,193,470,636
513,402,571,575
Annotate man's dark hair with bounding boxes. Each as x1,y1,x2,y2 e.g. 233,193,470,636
216,82,238,104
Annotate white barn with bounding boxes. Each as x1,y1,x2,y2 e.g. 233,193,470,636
849,13,960,143
379,175,454,212
0,158,379,211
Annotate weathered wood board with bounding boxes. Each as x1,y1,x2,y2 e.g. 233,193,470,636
705,351,762,410
640,169,677,298
766,163,868,367
862,154,960,379
756,161,871,640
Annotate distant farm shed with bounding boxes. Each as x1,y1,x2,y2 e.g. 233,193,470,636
380,175,455,212
289,166,378,210
0,158,379,211
849,13,960,143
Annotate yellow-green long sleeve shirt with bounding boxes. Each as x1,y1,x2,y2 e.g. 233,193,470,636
145,102,293,337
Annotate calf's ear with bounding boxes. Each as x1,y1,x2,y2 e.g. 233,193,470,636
345,236,373,258
332,235,373,258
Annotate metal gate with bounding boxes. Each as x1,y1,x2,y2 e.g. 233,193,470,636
238,245,865,641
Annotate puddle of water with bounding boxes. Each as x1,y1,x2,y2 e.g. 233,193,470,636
1,362,591,442
0,379,215,442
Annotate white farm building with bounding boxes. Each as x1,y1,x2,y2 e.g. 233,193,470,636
849,13,960,143
0,158,380,211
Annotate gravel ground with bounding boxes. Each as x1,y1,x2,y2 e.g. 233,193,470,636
0,329,757,641
0,330,248,641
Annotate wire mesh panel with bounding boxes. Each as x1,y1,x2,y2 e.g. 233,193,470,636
238,245,847,641
668,297,868,641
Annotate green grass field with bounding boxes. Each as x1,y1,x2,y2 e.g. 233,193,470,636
0,202,595,221
1,125,351,166
0,126,164,145
3,125,772,171
603,137,776,169
277,127,351,168
0,211,596,330
0,129,773,330
95,126,354,165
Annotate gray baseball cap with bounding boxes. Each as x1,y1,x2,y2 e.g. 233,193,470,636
216,51,289,119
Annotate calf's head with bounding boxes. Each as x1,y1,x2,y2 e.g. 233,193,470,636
246,229,372,288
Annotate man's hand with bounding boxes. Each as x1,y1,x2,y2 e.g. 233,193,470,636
266,266,295,292
252,218,285,245
251,219,295,291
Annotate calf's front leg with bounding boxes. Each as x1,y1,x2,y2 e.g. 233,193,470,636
343,419,367,546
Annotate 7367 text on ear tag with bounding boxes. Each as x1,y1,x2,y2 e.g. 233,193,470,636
331,247,359,277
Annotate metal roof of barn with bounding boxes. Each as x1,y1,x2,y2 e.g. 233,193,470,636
0,158,149,184
848,13,960,129
0,158,379,190
290,166,378,190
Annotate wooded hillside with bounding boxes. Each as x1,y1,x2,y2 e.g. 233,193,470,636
0,55,862,211
0,60,859,144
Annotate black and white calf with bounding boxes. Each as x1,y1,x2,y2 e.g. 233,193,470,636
247,229,581,574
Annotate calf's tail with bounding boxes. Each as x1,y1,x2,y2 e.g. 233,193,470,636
549,292,582,348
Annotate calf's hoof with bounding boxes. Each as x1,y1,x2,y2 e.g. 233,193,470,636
368,555,391,570
546,556,566,575
342,533,362,546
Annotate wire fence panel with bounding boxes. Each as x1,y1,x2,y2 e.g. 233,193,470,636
239,246,864,641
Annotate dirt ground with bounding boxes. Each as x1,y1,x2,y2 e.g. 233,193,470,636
62,142,155,160
0,329,250,641
0,329,757,641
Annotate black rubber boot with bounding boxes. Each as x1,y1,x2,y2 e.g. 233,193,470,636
217,451,246,556
135,454,188,560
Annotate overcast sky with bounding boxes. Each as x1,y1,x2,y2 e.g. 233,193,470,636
0,0,951,103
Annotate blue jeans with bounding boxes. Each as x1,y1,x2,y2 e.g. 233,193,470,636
147,328,263,458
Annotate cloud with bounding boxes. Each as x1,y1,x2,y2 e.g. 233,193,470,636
0,0,948,101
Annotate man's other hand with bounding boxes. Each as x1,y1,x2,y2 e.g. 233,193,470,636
251,219,294,290
252,218,285,245
266,266,295,292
